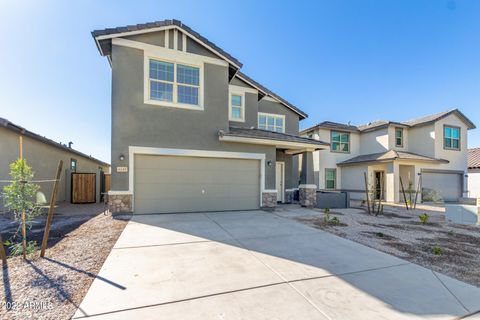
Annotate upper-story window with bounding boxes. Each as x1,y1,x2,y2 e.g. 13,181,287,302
444,125,460,150
395,127,403,147
331,131,350,153
148,58,201,108
258,113,285,133
229,93,245,122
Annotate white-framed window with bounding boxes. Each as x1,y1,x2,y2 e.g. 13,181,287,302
395,127,403,147
444,125,460,150
325,168,336,189
331,131,350,153
229,92,245,122
145,56,203,110
258,112,285,133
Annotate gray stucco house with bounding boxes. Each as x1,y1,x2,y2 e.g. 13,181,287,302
92,19,328,214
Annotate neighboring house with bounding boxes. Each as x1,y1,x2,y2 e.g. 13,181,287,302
467,148,480,198
0,117,110,211
301,109,476,203
92,19,327,214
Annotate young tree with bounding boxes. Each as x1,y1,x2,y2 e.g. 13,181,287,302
3,159,40,257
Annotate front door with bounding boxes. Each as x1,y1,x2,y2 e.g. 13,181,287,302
276,162,285,203
374,171,385,200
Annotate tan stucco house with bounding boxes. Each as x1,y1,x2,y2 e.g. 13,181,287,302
301,109,476,203
1,117,110,211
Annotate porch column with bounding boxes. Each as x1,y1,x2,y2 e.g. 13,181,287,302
385,162,400,203
299,151,317,207
414,166,422,203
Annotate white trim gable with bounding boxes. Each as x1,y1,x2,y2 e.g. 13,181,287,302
97,25,241,69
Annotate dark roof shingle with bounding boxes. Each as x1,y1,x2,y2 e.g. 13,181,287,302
236,71,307,119
301,108,475,134
0,117,109,166
92,19,242,68
338,150,449,166
220,127,329,147
92,19,309,120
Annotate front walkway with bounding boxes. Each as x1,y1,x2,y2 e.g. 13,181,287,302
74,207,480,319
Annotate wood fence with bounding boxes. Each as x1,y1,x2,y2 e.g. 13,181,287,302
71,173,96,204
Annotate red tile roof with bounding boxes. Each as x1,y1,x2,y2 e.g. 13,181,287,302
468,148,480,169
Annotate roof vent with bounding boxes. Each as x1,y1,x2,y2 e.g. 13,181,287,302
68,141,73,148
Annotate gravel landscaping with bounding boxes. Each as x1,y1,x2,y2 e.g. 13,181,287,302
293,203,480,287
0,211,130,320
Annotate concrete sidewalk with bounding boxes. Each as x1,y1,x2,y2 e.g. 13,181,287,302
73,209,480,319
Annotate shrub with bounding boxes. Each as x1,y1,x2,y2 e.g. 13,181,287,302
330,217,340,225
323,208,331,223
376,232,384,238
3,159,40,257
5,239,37,256
419,213,429,224
432,245,442,256
323,208,340,225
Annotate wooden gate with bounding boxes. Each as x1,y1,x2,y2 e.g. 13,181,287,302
71,173,96,204
104,174,111,193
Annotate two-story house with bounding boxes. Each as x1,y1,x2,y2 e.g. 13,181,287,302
92,19,328,214
301,109,475,203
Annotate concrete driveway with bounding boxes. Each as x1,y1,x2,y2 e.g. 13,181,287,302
74,208,480,319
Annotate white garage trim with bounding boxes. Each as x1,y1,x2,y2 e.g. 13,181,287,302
128,146,266,211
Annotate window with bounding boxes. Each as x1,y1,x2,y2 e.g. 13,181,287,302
444,125,460,150
325,169,336,189
70,159,77,172
148,59,201,107
395,128,403,147
229,93,244,122
331,131,350,153
258,113,285,133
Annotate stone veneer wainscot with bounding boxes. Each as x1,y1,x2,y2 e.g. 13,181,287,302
108,193,133,213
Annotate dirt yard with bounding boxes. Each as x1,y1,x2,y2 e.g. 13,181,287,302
0,211,130,320
294,203,480,288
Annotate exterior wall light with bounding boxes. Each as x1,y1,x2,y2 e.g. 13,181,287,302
267,161,273,166
119,155,125,161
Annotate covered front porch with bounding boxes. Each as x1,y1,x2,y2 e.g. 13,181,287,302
219,127,329,207
362,162,421,203
338,150,451,204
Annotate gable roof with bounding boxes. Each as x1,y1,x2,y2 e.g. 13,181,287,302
300,121,359,134
338,150,449,166
468,148,480,169
92,19,309,121
403,109,476,129
220,127,329,147
92,19,242,69
0,117,109,167
301,108,475,134
235,71,308,120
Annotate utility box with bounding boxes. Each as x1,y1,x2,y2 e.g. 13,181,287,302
316,191,350,209
445,202,480,225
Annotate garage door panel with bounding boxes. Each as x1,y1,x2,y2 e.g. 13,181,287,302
422,172,462,202
134,155,261,214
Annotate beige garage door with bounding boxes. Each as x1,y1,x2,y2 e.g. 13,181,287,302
134,155,261,214
422,172,462,202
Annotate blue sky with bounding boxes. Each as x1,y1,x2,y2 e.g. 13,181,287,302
1,0,479,163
